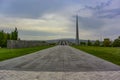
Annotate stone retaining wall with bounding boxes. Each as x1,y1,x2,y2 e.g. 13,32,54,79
7,40,48,49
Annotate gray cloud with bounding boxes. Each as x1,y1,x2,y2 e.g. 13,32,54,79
78,16,105,30
0,0,69,18
19,30,59,37
98,8,120,18
0,0,4,3
85,0,112,11
78,0,120,19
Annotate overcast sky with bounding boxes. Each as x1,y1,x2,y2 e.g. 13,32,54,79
0,0,120,40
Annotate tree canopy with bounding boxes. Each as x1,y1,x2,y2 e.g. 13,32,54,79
0,28,18,47
112,36,120,47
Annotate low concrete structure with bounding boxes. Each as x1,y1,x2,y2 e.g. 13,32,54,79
7,40,48,49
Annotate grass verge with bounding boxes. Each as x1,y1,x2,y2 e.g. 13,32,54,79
0,46,52,61
73,46,120,66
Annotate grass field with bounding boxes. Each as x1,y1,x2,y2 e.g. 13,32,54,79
73,46,120,66
0,46,52,61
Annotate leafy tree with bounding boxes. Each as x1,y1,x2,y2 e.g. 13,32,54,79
94,40,100,46
112,36,120,47
0,28,19,47
2,33,7,47
7,33,10,40
80,42,86,46
103,38,111,47
11,32,14,40
0,30,4,47
41,41,46,43
87,40,92,46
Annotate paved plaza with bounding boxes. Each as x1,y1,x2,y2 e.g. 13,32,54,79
0,46,120,80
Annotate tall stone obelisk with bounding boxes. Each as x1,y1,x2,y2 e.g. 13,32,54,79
76,15,79,45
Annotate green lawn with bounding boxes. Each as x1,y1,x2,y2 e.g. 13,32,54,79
0,46,52,61
73,46,120,66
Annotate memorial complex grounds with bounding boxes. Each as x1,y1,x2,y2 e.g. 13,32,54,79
0,46,52,61
0,45,120,66
73,46,120,66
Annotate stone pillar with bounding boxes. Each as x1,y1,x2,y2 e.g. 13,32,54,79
76,15,80,45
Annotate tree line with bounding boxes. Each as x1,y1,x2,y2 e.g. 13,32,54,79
0,28,18,47
80,36,120,47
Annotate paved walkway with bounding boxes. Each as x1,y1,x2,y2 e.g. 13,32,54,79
0,46,120,80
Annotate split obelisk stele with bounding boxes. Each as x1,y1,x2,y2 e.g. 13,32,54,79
76,15,80,45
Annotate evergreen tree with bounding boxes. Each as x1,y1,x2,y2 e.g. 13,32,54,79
11,31,14,40
11,28,18,40
14,27,18,40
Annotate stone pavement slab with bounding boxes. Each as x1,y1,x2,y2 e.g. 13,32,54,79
0,70,120,80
